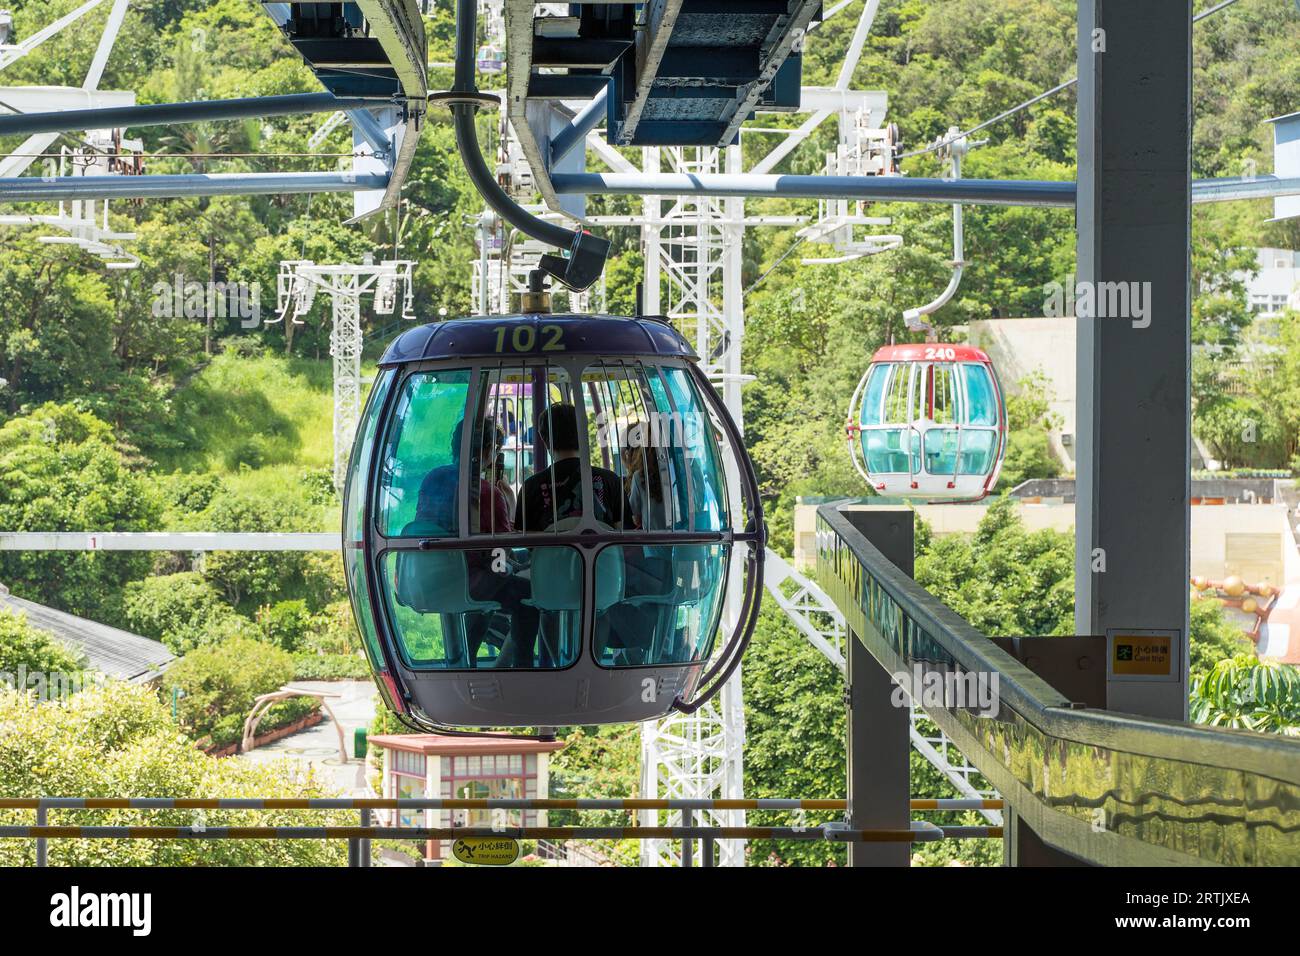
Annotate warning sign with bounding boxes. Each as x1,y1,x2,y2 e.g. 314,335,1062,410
452,837,520,866
1112,635,1172,675
1107,629,1179,681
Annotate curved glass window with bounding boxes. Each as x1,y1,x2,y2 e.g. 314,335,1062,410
922,428,999,477
595,544,728,666
473,365,574,535
882,363,916,423
957,430,997,475
380,544,580,670
859,363,892,426
960,363,999,426
657,366,729,532
378,369,472,537
343,369,395,671
923,428,960,475
925,364,958,424
578,362,729,533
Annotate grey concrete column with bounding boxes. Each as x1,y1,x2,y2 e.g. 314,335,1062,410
1075,1,1192,720
845,510,912,867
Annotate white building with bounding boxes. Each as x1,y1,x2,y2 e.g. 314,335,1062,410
1242,247,1300,317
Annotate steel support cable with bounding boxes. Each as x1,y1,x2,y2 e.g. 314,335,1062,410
450,0,608,290
899,0,1245,161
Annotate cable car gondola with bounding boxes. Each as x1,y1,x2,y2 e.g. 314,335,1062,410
343,313,764,730
846,343,1007,500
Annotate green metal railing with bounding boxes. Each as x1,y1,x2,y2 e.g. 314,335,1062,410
817,504,1300,866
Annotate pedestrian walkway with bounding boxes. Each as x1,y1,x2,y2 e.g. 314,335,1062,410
239,680,376,796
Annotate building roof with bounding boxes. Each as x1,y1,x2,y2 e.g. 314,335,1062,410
368,733,565,757
0,587,173,683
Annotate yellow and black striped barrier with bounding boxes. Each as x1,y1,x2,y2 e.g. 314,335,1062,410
0,796,1002,812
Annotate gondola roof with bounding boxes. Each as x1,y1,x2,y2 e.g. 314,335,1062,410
379,314,698,366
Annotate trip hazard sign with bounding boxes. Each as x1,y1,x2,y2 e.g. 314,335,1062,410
1107,629,1180,682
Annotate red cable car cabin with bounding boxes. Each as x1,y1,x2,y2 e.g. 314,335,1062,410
847,344,1007,500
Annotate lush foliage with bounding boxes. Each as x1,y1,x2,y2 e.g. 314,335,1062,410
917,497,1074,636
122,571,251,654
0,682,345,866
1190,655,1300,735
0,608,86,677
0,405,162,623
160,635,294,741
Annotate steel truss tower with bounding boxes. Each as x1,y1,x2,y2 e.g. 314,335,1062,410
638,146,749,866
274,259,415,489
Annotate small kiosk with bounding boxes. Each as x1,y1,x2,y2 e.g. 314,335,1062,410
369,734,564,864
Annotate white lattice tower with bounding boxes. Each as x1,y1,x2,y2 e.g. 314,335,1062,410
273,259,415,489
330,275,364,493
800,109,901,263
639,144,749,867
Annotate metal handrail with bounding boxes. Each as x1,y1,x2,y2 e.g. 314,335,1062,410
816,503,1300,866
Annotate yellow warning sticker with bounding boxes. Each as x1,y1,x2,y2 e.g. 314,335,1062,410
1111,634,1173,676
452,837,520,866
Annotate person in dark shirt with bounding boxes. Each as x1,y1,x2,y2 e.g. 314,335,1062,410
416,419,512,535
514,403,634,532
506,404,645,667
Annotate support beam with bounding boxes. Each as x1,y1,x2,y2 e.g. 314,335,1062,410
0,532,338,551
844,511,912,867
1075,2,1192,720
549,87,609,167
0,172,388,202
552,172,1300,207
553,172,1077,207
0,92,392,137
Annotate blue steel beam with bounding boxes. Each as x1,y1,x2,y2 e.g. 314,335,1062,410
550,172,1300,207
552,172,1078,207
0,93,393,137
549,87,610,167
0,172,389,202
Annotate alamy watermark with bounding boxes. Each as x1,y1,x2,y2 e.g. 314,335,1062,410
890,663,1000,718
1043,273,1152,328
593,410,705,456
151,273,263,328
0,665,107,702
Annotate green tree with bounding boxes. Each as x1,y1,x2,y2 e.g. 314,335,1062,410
0,681,346,866
0,608,86,677
1190,655,1300,735
121,572,252,655
996,371,1065,490
1189,598,1255,682
161,634,293,740
0,404,162,622
916,496,1075,636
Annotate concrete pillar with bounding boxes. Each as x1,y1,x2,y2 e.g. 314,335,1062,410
1075,1,1192,720
845,510,912,866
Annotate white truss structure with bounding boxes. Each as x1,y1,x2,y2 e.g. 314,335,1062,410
273,258,416,490
637,144,749,867
0,0,140,267
799,118,903,265
764,550,1001,824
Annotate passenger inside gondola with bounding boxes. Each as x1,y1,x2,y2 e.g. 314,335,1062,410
514,403,633,533
497,403,634,668
403,418,537,666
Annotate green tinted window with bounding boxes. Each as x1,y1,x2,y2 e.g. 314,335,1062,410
380,546,581,670
378,370,471,537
